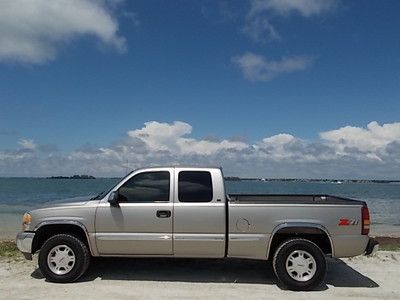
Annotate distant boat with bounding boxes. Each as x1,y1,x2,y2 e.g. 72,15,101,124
335,181,343,184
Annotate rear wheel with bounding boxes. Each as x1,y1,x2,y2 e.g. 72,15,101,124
38,234,90,283
272,238,326,291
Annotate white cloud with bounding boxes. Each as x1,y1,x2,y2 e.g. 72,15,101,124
232,52,314,82
241,0,336,43
1,121,400,179
249,0,337,17
128,121,192,152
128,121,248,155
18,139,36,150
0,0,126,64
320,121,400,155
242,15,280,43
232,0,336,81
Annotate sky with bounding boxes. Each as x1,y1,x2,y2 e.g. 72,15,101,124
0,0,400,179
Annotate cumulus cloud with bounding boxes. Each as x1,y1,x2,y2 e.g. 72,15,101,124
0,0,126,64
1,120,400,179
128,121,248,155
320,121,400,152
128,121,192,152
232,52,314,81
319,121,400,162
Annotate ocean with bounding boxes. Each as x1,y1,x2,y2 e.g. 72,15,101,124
1,178,399,237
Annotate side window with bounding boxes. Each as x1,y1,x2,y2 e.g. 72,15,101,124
178,171,213,202
118,171,170,202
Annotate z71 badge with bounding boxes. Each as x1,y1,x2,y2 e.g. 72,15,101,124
338,218,359,226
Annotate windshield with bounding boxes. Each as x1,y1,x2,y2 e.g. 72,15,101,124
90,171,133,200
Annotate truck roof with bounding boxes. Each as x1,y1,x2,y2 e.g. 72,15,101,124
131,165,223,172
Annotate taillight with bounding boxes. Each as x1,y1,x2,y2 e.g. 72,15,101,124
361,206,370,235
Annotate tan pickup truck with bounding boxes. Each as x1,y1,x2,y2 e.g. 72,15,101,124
16,166,378,290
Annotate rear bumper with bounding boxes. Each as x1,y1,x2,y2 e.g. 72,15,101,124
365,238,379,255
16,231,35,260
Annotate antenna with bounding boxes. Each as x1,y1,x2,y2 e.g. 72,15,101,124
125,158,129,175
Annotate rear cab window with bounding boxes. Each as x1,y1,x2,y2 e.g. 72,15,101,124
178,171,213,202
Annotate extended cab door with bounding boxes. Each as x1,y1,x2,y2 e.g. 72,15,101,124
173,167,226,257
95,168,173,255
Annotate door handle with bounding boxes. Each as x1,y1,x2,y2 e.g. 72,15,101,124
156,210,171,218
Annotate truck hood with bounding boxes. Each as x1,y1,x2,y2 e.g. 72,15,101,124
27,196,99,232
39,196,94,209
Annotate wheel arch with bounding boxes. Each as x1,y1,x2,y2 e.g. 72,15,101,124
32,221,94,255
266,223,334,260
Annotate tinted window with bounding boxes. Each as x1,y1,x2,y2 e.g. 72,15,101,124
178,171,213,202
118,171,170,202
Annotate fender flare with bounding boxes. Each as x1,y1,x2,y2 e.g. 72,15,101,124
266,222,334,259
33,220,96,256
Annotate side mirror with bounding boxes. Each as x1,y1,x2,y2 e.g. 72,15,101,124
108,191,120,207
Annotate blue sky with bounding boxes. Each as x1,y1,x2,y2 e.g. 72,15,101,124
0,0,400,178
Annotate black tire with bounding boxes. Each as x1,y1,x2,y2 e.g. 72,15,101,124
272,238,326,291
38,234,91,283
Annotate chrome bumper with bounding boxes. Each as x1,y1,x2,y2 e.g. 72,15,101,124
16,231,35,260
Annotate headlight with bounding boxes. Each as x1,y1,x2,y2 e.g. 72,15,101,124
22,213,32,231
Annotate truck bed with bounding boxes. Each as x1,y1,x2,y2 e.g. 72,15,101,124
228,194,366,206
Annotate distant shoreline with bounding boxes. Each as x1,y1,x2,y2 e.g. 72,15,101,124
0,176,399,183
46,175,96,179
224,177,400,184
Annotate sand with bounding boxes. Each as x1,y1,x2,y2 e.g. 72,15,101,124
0,251,399,299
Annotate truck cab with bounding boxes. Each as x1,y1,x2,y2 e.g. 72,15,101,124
95,166,226,257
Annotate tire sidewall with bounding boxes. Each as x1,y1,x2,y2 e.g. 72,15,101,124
273,239,326,290
38,234,87,283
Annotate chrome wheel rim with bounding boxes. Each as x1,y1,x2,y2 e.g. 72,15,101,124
47,245,76,275
285,250,316,282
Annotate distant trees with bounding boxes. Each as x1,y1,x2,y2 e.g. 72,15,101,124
47,175,95,179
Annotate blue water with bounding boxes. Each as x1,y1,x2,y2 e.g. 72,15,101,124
0,178,399,226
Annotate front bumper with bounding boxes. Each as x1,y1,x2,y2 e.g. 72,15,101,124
16,231,35,260
365,238,379,255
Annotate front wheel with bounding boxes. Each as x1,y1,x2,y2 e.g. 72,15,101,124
272,238,326,291
38,234,90,283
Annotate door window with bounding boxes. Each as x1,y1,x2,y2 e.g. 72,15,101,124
118,171,170,202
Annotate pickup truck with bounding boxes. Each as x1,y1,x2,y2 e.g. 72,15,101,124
16,166,379,290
